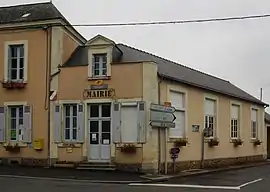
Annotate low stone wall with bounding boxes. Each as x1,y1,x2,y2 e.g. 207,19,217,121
160,155,266,174
0,155,266,175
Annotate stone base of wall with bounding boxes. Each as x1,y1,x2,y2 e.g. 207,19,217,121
160,155,266,174
0,155,266,175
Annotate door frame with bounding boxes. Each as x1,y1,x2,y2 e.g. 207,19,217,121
87,102,112,163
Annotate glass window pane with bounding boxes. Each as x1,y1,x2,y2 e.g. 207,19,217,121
19,58,24,68
10,108,16,118
10,130,17,141
94,55,100,62
11,58,17,68
19,46,24,57
19,118,23,125
72,105,77,116
72,117,77,127
102,121,110,132
72,129,77,140
10,46,17,57
94,69,99,76
102,133,110,144
65,106,70,116
65,117,70,128
11,69,17,79
19,106,23,117
11,119,16,129
65,129,70,140
19,69,24,79
101,104,110,117
102,69,107,76
90,121,98,132
90,104,99,117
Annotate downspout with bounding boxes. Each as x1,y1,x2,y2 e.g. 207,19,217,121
45,25,52,166
157,78,161,173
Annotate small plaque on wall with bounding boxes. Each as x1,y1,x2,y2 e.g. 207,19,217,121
192,125,200,132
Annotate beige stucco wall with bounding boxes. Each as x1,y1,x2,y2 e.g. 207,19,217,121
0,29,49,159
159,80,266,164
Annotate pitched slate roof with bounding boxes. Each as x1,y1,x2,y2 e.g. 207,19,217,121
0,2,64,25
64,43,267,106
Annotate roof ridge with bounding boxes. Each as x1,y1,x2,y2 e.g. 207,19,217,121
0,1,51,9
117,43,230,83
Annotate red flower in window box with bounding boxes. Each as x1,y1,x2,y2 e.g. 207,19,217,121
1,80,27,89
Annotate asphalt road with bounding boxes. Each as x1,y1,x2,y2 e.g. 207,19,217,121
1,164,270,191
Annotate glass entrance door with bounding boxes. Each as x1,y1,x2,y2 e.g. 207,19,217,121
88,103,111,162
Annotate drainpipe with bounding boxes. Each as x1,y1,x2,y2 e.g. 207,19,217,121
44,25,52,166
157,78,161,173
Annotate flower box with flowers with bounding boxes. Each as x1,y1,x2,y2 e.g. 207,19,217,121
2,80,27,89
231,138,243,147
174,138,188,147
206,137,219,147
4,143,21,153
120,144,137,154
252,139,262,146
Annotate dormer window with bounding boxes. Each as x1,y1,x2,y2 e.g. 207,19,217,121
92,54,107,77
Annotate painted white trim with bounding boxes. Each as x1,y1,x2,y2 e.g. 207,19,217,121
58,100,82,104
84,99,112,104
204,94,219,138
167,86,188,139
230,101,242,140
4,40,28,82
4,101,27,106
121,102,138,107
87,45,113,78
250,106,259,139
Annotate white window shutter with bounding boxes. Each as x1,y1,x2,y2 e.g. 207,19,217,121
54,104,62,143
112,102,121,143
23,105,32,143
0,106,6,143
77,103,85,143
137,101,146,143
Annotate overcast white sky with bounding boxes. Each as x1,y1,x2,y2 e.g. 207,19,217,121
2,0,270,111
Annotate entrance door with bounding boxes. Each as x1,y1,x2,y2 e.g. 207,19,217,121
88,103,111,162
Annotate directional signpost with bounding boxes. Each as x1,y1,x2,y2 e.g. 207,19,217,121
150,103,176,128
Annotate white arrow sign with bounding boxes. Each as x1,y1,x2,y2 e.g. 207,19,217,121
150,111,176,122
150,103,175,113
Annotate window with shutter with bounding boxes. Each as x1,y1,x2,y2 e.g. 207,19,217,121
204,98,216,138
54,104,62,143
231,104,240,139
112,102,121,143
251,108,258,139
121,104,138,143
169,91,186,138
23,105,32,143
77,104,85,143
0,106,6,143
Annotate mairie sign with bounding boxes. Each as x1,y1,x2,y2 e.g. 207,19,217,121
150,103,176,128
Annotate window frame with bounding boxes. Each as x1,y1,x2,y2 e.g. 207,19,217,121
88,48,112,79
204,96,218,138
4,40,28,82
168,89,187,139
251,108,258,139
92,53,108,77
230,103,241,139
63,104,79,142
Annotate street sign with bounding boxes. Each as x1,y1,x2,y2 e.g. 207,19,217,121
170,147,180,155
150,103,176,128
150,103,175,113
150,121,175,128
150,111,176,122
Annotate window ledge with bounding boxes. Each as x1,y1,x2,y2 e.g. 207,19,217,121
88,76,111,81
1,142,27,148
1,80,27,89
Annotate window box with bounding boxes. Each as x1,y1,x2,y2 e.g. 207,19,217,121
3,143,21,153
120,144,137,154
251,139,262,146
2,80,27,89
174,138,188,147
206,137,219,147
231,138,243,147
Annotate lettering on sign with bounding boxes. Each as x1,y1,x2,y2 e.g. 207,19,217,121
83,89,115,99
